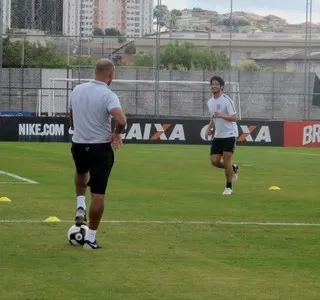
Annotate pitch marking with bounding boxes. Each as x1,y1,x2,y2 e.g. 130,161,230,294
0,220,319,227
0,170,39,184
0,182,37,185
267,150,320,157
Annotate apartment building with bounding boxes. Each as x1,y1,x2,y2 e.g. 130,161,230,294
63,0,153,37
124,0,153,37
63,0,93,37
94,0,154,37
93,0,123,32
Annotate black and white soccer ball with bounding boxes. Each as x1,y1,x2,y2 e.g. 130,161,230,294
67,224,88,246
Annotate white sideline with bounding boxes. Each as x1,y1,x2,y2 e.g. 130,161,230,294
267,150,320,157
0,170,39,184
0,219,319,226
0,182,36,184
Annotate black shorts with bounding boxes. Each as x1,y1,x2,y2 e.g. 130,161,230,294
71,142,114,195
210,137,236,155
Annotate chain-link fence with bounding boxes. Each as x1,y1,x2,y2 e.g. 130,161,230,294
0,0,319,120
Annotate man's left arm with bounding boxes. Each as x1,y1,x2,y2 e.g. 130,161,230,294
68,94,74,130
215,99,237,122
219,113,237,122
69,110,74,130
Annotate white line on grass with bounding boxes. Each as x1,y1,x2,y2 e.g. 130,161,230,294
268,150,320,157
0,170,39,184
0,220,319,226
0,182,37,184
216,221,320,227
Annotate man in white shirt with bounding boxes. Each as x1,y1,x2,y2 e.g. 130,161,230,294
68,58,127,249
205,76,239,195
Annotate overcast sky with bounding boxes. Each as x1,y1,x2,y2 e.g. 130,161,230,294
160,0,320,24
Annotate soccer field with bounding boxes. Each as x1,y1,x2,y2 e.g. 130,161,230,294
1,142,320,300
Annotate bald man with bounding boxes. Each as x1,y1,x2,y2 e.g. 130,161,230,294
68,58,127,249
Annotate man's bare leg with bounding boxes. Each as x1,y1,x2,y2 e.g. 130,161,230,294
210,154,224,168
222,152,233,192
83,193,105,249
75,172,88,225
88,193,104,230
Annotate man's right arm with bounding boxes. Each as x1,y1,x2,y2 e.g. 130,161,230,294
106,93,127,133
111,108,127,134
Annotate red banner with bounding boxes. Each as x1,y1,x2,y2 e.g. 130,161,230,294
284,121,320,147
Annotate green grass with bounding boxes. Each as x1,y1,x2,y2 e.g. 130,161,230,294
0,142,320,300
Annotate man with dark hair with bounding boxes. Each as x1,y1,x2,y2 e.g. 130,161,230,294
205,75,239,195
68,58,127,249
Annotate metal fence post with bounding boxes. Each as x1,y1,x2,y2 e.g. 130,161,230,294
135,69,138,115
228,0,233,86
0,0,3,104
272,71,275,120
304,0,312,120
202,70,206,117
307,0,313,120
154,0,161,117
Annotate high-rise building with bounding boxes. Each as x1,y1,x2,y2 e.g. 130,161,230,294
11,0,63,34
93,0,153,37
2,0,11,34
93,0,124,33
63,0,93,37
63,0,153,37
124,0,154,37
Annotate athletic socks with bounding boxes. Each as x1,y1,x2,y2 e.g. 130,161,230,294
77,195,86,210
226,182,232,189
85,229,97,243
77,197,96,244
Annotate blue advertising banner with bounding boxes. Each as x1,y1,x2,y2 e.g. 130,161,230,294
0,111,31,116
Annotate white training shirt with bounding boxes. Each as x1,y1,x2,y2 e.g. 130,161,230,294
68,80,122,144
207,94,239,138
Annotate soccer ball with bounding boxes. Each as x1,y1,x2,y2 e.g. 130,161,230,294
67,224,88,246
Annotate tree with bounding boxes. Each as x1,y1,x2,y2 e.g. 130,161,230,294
234,19,250,27
124,44,136,55
132,53,154,67
93,28,104,36
69,55,95,67
160,43,180,69
169,9,182,29
237,60,261,72
104,28,126,43
219,18,250,27
105,28,121,36
193,51,230,72
3,37,67,68
159,42,230,71
209,16,220,27
154,5,170,27
171,9,182,17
